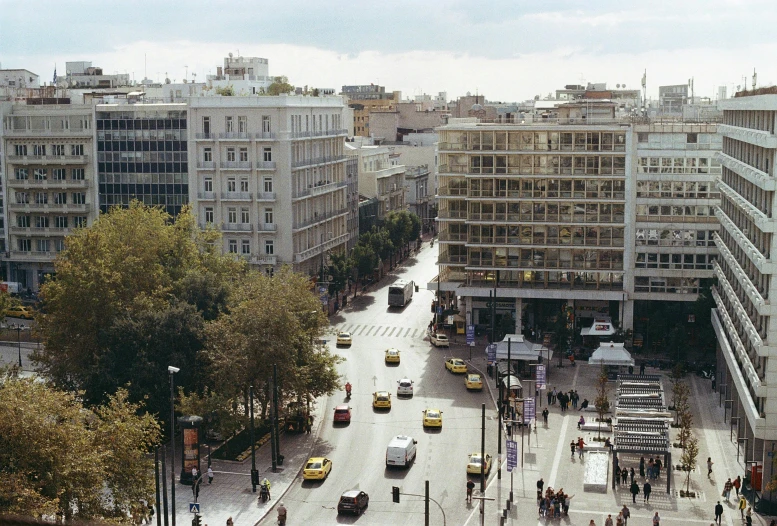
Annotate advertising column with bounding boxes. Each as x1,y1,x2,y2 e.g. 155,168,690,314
178,415,203,484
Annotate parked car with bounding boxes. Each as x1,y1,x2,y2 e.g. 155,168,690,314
4,305,34,320
337,490,369,515
430,333,449,347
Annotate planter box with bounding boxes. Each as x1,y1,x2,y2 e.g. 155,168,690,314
583,451,609,493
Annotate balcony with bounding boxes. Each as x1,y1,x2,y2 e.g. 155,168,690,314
293,233,349,263
437,210,468,220
256,161,276,170
251,255,278,265
221,192,252,201
293,207,348,230
290,128,349,139
4,126,92,137
195,133,215,139
10,226,68,235
197,192,216,200
8,202,89,211
219,132,250,140
256,192,276,201
255,131,276,140
197,161,216,170
221,223,253,232
7,154,89,165
716,152,776,191
717,181,774,232
220,161,252,170
291,155,346,169
718,124,777,149
437,254,468,265
7,178,89,189
258,223,277,232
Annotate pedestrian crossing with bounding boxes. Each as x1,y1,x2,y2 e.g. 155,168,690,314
336,323,426,340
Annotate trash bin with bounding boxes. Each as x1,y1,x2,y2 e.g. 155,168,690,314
277,455,285,465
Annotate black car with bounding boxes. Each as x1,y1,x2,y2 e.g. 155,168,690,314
337,490,369,515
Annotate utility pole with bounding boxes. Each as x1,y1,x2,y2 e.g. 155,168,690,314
480,403,486,525
250,385,258,491
271,364,280,471
425,480,430,526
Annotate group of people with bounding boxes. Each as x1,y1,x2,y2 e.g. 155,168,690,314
640,456,663,480
600,506,632,526
570,437,587,459
547,387,581,412
536,478,574,518
615,466,636,486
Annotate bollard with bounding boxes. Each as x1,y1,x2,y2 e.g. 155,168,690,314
506,499,511,510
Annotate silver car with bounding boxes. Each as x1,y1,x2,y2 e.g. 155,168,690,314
397,378,414,396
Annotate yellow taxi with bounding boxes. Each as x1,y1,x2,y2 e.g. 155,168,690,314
4,305,34,320
465,373,483,391
336,332,352,346
373,391,392,409
303,457,332,480
466,452,492,475
422,408,443,428
445,358,467,374
384,348,400,364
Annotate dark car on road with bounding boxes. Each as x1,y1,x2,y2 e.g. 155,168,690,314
337,490,369,515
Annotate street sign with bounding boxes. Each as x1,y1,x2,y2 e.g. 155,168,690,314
523,397,535,424
536,364,546,390
466,325,475,346
486,344,497,363
189,503,200,514
437,306,443,315
506,439,517,472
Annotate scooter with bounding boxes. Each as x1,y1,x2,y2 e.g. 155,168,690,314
259,484,270,503
345,384,352,399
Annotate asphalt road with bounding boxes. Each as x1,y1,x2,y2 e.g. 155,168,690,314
259,244,498,525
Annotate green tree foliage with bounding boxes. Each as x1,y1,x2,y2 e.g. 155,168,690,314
551,312,573,367
215,85,234,96
384,210,420,254
266,76,294,96
351,243,377,295
0,290,13,317
595,366,610,438
327,251,353,303
676,382,693,448
203,268,342,419
0,377,160,522
33,202,242,423
680,434,699,494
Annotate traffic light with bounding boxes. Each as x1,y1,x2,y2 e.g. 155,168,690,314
392,486,400,503
192,514,201,526
251,469,259,487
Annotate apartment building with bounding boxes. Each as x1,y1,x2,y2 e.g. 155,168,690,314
404,164,432,229
345,142,406,221
341,85,400,137
1,103,96,289
345,156,359,250
712,93,777,494
187,96,349,276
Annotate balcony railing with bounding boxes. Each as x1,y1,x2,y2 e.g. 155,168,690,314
4,127,91,136
221,223,253,232
221,192,252,201
251,255,278,265
195,132,214,139
219,132,250,139
293,207,348,230
291,155,346,169
294,233,349,262
256,161,277,170
258,224,277,232
197,192,216,200
220,161,252,170
256,192,276,201
9,202,89,211
8,178,89,188
197,161,216,169
7,154,89,164
255,131,276,140
290,128,349,139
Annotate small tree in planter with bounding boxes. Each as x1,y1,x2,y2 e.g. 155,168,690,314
677,386,693,449
673,381,690,428
680,433,699,497
595,366,610,439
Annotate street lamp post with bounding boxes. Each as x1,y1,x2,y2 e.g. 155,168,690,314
167,366,180,526
12,323,25,368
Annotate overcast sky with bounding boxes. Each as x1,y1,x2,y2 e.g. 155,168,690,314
2,0,776,102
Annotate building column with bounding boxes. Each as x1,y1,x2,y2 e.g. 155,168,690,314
622,297,635,332
761,440,777,504
515,298,522,335
465,296,473,327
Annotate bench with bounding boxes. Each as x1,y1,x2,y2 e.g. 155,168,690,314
580,422,612,433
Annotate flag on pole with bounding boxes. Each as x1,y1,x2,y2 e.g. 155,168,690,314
53,65,57,85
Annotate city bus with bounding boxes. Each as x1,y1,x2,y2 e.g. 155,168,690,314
388,280,414,307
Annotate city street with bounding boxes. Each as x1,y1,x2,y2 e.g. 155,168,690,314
257,242,498,525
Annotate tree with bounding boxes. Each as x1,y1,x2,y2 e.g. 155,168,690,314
677,384,693,449
669,364,687,422
215,85,234,96
266,76,294,96
680,434,699,495
551,312,573,367
351,243,377,296
33,202,242,426
0,290,13,317
0,376,160,522
327,250,353,305
594,366,610,438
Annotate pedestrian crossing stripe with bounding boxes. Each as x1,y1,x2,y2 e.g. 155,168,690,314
338,325,425,340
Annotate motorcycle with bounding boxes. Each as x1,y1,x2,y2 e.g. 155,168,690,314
259,484,270,503
345,385,352,399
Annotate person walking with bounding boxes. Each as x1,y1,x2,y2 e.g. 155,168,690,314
226,518,233,526
605,514,613,526
571,440,577,459
207,466,213,484
621,468,628,485
552,387,557,405
629,467,635,484
547,389,553,405
643,480,652,502
577,437,586,459
639,456,645,478
652,511,660,526
714,501,723,525
621,504,630,526
466,479,475,503
616,512,624,526
707,457,713,477
537,477,544,493
542,408,549,426
733,475,741,497
723,478,733,501
746,507,753,526
629,480,639,503
640,362,646,375
738,495,747,519
616,466,622,485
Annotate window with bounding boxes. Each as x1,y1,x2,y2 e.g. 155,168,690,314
14,145,27,156
226,148,236,162
72,192,86,205
14,168,28,180
54,192,67,204
73,216,87,227
228,239,238,253
55,239,65,252
264,208,274,224
72,168,85,180
262,116,271,133
55,216,68,228
263,147,272,162
18,239,31,252
203,148,212,162
204,207,214,223
239,147,248,162
35,192,48,204
241,207,250,223
240,178,249,192
52,144,65,156
225,116,234,133
204,178,213,192
16,215,30,228
263,177,273,193
227,178,236,192
34,168,47,180
637,133,648,143
52,168,66,180
687,133,698,144
15,192,29,204
33,144,46,156
203,116,211,135
35,216,49,228
238,116,247,133
241,239,251,254
228,208,237,223
71,144,84,156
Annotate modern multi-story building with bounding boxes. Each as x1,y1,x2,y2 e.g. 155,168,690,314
345,142,406,221
1,103,96,289
712,93,777,494
187,96,349,276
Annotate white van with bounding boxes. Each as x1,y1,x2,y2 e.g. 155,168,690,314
386,435,417,468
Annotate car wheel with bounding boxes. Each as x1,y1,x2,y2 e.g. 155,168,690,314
356,506,362,516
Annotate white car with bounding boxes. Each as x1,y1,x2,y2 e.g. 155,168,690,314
397,378,414,396
430,333,449,347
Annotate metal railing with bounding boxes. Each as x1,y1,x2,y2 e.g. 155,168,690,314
221,192,252,200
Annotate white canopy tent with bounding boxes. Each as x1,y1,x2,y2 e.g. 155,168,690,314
580,317,616,337
588,342,635,367
501,375,522,391
487,334,553,362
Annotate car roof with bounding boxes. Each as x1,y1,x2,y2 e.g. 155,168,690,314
341,490,362,497
339,332,351,336
449,358,464,363
425,408,441,413
468,373,481,378
375,390,389,395
386,348,399,352
335,404,350,410
307,456,327,462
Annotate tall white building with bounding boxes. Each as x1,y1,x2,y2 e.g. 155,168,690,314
713,93,777,493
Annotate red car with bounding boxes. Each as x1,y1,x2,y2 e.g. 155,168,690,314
333,405,352,423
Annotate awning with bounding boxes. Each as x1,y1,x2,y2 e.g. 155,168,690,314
501,375,522,390
588,342,634,366
581,317,616,336
487,334,553,362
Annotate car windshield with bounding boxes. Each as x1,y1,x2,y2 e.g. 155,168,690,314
306,461,322,469
437,335,447,339
339,333,349,338
470,456,482,464
377,395,388,401
335,409,349,414
469,375,479,381
400,381,411,387
426,411,440,418
453,360,463,365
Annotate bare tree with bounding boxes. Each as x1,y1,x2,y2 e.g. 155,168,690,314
595,366,610,439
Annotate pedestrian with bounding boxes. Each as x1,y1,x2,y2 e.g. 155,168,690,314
563,494,573,515
572,390,579,409
577,437,586,459
537,477,544,493
605,514,613,526
640,362,645,375
226,518,233,526
542,408,549,426
714,501,723,525
306,415,313,434
621,504,630,526
616,466,622,485
746,507,753,526
552,387,557,404
707,457,713,477
648,458,654,479
723,478,733,501
733,475,741,497
590,521,597,526
738,495,747,518
466,479,475,503
643,480,652,502
630,480,639,503
622,468,628,485
653,511,660,526
616,512,624,526
630,467,635,484
578,415,586,429
639,456,645,478
207,466,213,484
571,440,576,459
548,389,553,405
655,458,662,478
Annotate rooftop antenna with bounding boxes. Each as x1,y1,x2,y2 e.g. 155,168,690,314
753,68,758,90
185,65,188,82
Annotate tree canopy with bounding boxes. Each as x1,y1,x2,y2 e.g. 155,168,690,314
266,76,295,96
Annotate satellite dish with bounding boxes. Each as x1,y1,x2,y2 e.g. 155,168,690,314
622,84,626,88
616,84,621,88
